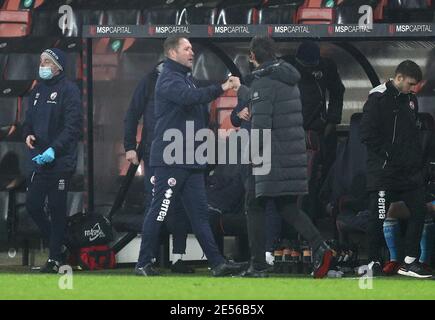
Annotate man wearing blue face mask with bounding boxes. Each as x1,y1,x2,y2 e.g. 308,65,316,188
23,48,83,273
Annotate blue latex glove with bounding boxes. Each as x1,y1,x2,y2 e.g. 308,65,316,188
31,154,45,165
40,147,55,163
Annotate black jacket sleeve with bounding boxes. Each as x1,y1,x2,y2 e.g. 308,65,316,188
324,58,345,124
360,94,389,158
50,83,83,155
124,76,148,152
230,100,248,128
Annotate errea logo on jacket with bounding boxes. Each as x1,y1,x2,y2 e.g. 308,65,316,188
47,91,58,104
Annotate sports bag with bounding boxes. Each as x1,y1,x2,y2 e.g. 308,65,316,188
66,212,114,248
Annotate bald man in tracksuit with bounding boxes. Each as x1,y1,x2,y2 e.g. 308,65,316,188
135,36,244,277
23,48,82,273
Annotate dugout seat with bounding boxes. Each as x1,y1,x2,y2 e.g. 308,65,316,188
295,0,336,24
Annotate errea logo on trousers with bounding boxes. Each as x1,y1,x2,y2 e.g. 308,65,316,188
378,190,386,219
157,188,173,222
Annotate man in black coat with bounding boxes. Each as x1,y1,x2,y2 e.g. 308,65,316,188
241,37,333,278
284,41,345,220
360,60,432,278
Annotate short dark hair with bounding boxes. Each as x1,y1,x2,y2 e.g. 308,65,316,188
163,36,186,56
249,36,276,64
395,60,422,82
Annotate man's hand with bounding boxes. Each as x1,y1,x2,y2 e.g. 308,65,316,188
228,76,241,91
237,107,250,121
126,150,139,165
26,135,36,149
221,76,241,91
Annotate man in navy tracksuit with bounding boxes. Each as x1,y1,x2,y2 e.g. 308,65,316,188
23,48,82,273
135,36,243,276
124,63,193,273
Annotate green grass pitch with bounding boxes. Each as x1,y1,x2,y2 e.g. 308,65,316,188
0,267,434,300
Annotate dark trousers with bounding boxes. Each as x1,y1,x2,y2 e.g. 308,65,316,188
265,199,282,252
303,130,336,219
368,187,426,262
241,164,283,253
26,171,71,261
246,188,324,269
137,167,225,268
144,164,189,254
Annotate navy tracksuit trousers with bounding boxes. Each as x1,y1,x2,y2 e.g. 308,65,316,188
26,172,71,261
137,167,226,268
143,164,190,255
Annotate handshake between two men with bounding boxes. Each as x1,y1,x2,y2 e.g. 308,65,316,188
221,75,241,92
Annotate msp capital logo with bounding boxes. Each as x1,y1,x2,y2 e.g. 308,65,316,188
268,25,273,36
149,26,156,36
389,24,395,34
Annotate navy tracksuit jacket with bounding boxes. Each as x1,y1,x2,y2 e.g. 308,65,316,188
137,58,227,268
22,73,82,261
123,68,190,255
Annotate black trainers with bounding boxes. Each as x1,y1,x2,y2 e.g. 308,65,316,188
40,259,60,274
397,261,433,279
135,263,160,276
211,260,245,277
312,242,333,279
170,260,195,274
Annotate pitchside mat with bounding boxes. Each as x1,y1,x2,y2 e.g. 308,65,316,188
0,267,434,300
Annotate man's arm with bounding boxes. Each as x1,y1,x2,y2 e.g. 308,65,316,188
325,59,345,125
250,87,273,154
159,75,239,108
50,83,83,155
22,90,36,148
124,77,148,153
360,95,389,158
230,100,250,128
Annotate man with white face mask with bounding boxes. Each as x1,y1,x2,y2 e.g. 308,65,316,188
23,48,82,273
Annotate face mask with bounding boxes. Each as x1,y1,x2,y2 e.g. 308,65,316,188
39,66,53,80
